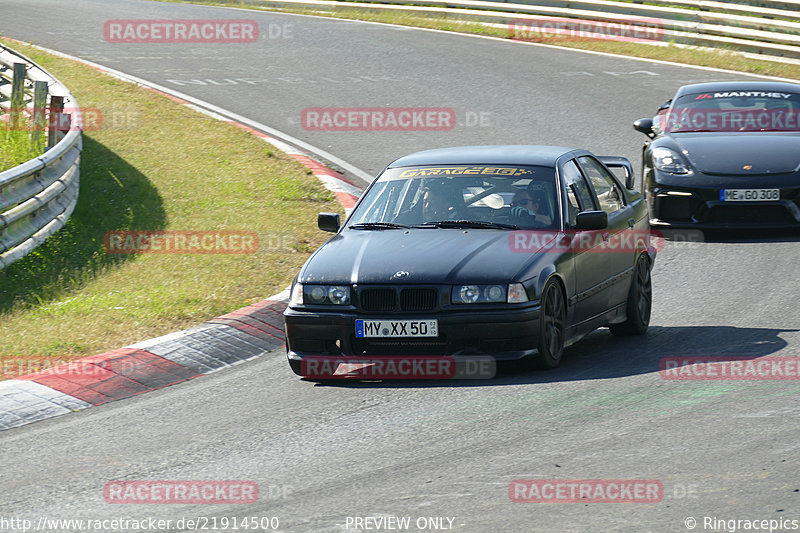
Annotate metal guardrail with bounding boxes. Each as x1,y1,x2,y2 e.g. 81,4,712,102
249,0,800,61
0,45,82,269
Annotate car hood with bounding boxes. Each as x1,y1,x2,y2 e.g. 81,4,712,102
299,229,551,285
671,133,800,176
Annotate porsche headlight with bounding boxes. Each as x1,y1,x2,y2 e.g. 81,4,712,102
652,147,690,174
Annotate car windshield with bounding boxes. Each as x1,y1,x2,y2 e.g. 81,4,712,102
346,165,559,230
662,90,800,133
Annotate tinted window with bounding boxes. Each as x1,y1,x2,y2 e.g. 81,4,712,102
665,90,800,133
577,157,624,214
347,165,559,229
560,160,594,226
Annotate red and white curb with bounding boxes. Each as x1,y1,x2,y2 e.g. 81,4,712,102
0,39,363,431
0,298,290,430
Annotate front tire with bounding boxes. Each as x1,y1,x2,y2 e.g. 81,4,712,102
610,253,652,336
529,279,566,369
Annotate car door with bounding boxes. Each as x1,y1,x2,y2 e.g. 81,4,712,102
559,158,611,328
576,155,638,310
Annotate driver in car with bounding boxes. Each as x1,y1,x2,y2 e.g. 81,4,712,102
510,188,552,226
421,186,453,221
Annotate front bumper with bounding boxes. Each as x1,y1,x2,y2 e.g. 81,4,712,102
284,305,541,363
649,184,800,229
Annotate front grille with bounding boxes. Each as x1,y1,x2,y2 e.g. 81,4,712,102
705,204,795,225
359,287,439,312
360,289,396,311
400,288,438,311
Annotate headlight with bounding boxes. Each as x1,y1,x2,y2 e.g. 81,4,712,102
458,285,481,304
293,284,352,305
327,286,350,305
652,147,690,174
308,285,327,304
486,285,505,302
452,284,524,304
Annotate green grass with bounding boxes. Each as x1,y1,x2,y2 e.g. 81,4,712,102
0,116,45,171
156,0,800,81
0,38,342,362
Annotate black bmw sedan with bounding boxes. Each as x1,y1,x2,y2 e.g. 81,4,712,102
634,81,800,228
284,146,656,378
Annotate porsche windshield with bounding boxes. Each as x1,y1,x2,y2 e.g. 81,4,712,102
346,165,559,230
663,90,800,133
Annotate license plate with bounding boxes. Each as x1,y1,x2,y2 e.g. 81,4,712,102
355,319,438,338
720,188,780,202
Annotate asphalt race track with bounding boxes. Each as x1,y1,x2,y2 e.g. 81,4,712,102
1,1,799,532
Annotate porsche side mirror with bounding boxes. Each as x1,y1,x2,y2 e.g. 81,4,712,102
633,118,655,138
575,210,608,230
318,212,341,232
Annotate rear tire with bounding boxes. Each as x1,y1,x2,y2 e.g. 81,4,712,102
610,253,652,336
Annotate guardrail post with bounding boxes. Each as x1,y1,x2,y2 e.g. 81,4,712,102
47,95,64,148
10,62,26,130
31,80,48,151
0,45,82,270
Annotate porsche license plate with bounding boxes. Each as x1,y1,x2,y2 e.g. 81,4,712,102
355,319,438,338
720,189,779,202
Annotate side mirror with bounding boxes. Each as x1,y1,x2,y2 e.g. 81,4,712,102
633,118,654,138
318,212,341,233
575,210,608,230
597,156,635,189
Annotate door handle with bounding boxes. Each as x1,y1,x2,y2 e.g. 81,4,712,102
627,217,636,228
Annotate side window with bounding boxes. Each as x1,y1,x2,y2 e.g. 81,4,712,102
652,99,671,133
560,160,595,227
578,156,625,214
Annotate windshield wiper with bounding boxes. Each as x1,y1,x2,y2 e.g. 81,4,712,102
419,220,519,230
348,222,410,230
